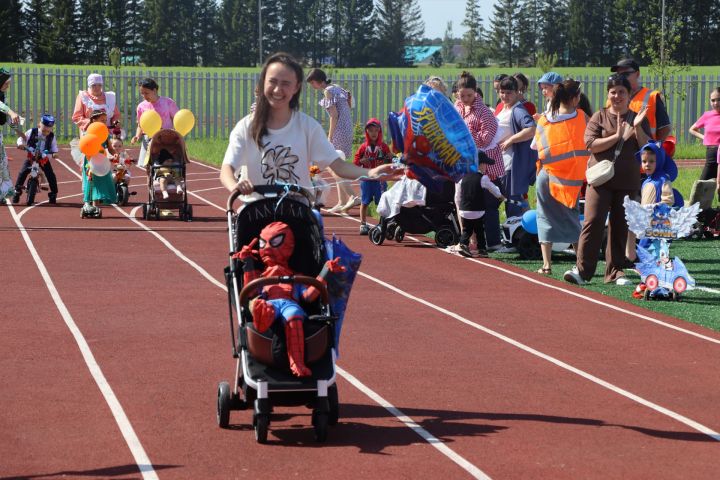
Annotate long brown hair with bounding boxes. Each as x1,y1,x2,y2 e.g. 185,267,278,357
550,79,582,116
251,52,304,147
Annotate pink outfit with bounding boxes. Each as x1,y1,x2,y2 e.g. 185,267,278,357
136,96,179,130
72,91,121,131
692,110,720,146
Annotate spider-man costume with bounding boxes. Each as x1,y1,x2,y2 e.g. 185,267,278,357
238,221,344,377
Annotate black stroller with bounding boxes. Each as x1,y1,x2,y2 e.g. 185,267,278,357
369,179,460,248
141,129,193,221
217,185,339,443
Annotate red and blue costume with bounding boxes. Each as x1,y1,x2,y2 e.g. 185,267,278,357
238,221,344,377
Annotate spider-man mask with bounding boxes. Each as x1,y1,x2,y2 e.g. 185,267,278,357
259,221,295,267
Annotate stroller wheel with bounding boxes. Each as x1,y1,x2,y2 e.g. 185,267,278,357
312,411,329,442
369,226,385,245
386,222,397,239
142,203,148,220
254,413,269,444
217,381,231,428
434,227,457,248
394,227,405,242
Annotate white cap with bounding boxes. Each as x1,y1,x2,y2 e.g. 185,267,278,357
87,73,103,88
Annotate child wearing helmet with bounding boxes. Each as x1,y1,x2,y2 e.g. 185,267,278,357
13,114,60,204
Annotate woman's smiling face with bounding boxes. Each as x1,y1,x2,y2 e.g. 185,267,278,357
263,62,300,110
607,85,629,111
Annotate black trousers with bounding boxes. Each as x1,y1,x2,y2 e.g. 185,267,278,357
15,159,58,194
700,145,719,201
459,216,487,250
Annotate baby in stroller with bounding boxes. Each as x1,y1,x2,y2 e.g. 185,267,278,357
143,129,192,220
370,176,460,248
154,148,184,198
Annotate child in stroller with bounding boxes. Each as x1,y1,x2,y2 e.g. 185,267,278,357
142,129,192,221
218,186,342,443
370,176,460,248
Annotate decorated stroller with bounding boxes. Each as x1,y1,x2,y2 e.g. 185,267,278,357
217,186,343,443
141,129,193,221
369,176,460,247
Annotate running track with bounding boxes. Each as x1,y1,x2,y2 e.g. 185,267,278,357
1,147,719,480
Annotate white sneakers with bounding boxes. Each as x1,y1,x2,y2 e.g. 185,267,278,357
563,266,587,285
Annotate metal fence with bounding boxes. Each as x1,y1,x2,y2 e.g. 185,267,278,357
4,67,720,144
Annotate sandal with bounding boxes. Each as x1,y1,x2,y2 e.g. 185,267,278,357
537,267,552,275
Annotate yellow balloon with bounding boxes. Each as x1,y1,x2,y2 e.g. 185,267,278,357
139,110,162,137
173,109,195,136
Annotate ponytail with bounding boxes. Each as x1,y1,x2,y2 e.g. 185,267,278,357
550,79,582,116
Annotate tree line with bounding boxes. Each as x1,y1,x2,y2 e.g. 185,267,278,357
1,0,718,68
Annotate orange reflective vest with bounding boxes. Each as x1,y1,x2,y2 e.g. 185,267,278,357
534,113,590,209
629,87,660,139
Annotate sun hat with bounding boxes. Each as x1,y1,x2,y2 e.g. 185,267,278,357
87,73,103,88
537,72,563,85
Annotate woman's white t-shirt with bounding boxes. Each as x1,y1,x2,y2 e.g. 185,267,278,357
496,106,514,171
222,111,339,195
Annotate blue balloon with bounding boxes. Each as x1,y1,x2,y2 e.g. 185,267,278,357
521,209,538,235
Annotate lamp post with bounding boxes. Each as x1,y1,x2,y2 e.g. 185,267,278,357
660,0,665,65
258,0,263,66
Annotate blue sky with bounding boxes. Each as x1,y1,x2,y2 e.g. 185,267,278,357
417,0,494,39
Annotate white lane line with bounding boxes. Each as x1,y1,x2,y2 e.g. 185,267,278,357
112,205,227,291
6,204,158,480
133,190,490,478
357,269,720,442
17,193,83,220
337,366,491,480
328,211,720,345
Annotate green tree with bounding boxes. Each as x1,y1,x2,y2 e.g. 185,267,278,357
334,0,375,67
45,0,78,64
0,0,25,62
486,0,523,66
537,0,569,65
76,0,109,64
195,0,220,66
429,50,443,68
23,0,53,63
374,0,425,66
441,21,456,64
461,0,486,67
218,0,258,66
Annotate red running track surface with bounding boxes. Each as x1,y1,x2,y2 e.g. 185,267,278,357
1,147,719,479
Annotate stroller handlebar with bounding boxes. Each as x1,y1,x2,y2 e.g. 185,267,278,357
239,275,330,307
226,184,314,211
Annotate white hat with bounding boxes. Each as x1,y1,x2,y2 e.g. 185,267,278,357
87,73,103,88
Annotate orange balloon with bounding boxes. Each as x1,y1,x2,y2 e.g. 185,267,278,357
79,134,102,157
86,122,109,140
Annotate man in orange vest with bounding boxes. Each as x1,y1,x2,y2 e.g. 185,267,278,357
610,58,672,142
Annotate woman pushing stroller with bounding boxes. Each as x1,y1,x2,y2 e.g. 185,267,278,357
219,52,397,200
220,52,398,377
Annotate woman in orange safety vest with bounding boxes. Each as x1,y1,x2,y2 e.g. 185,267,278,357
531,79,590,275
